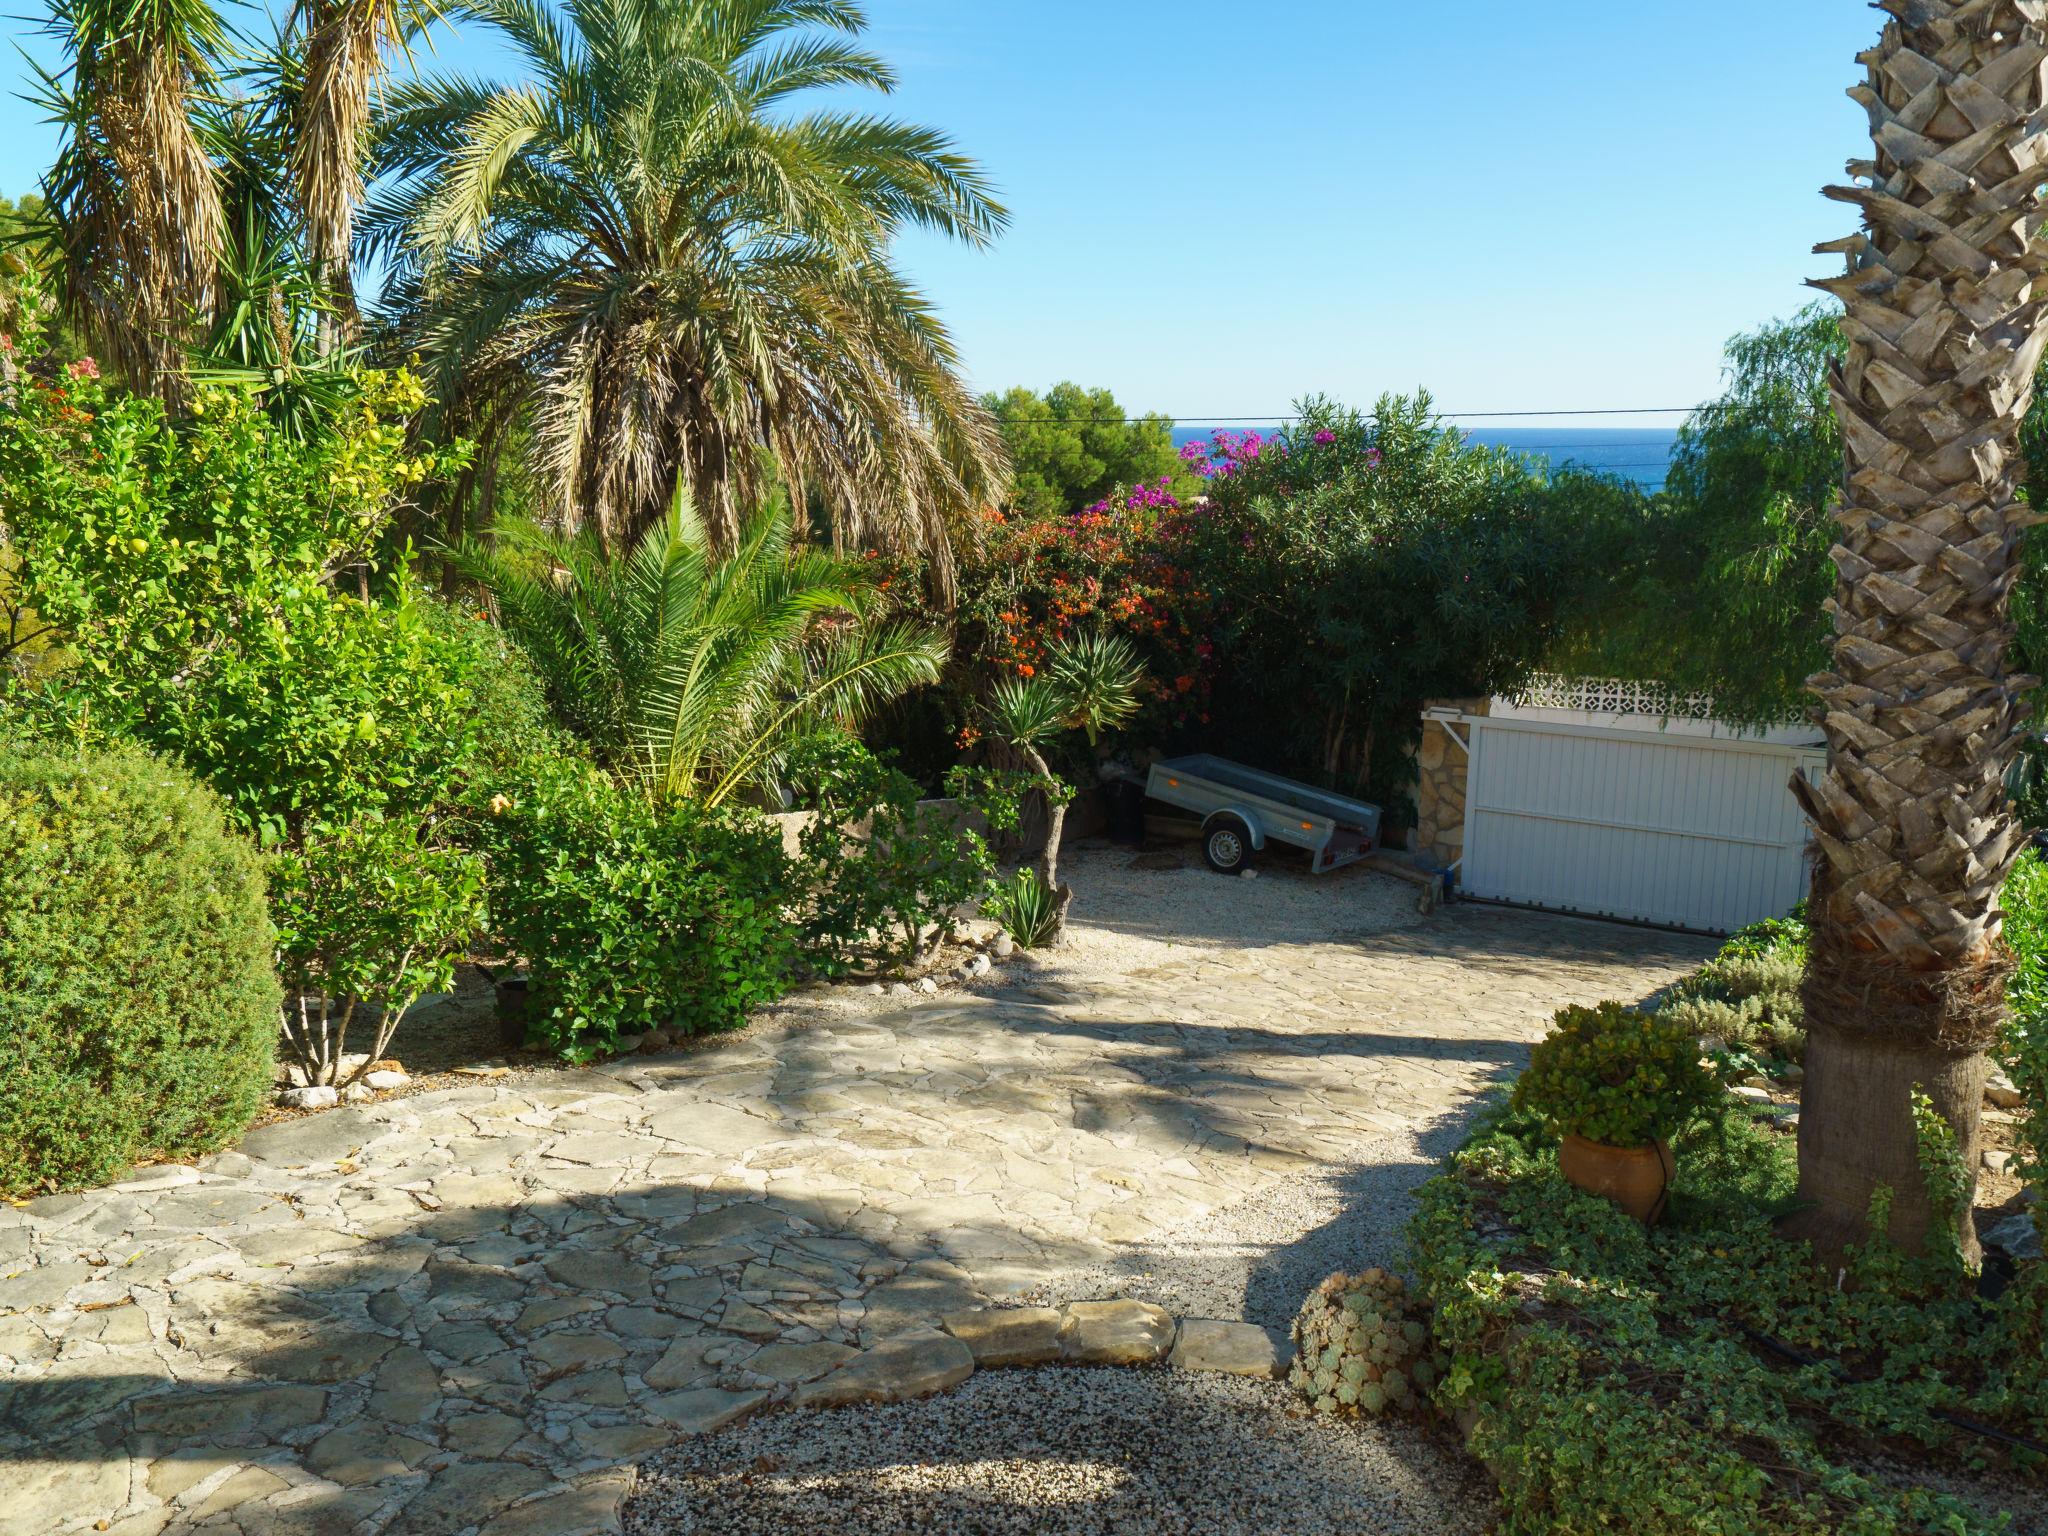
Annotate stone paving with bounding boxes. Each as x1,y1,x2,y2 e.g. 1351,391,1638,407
0,887,1708,1536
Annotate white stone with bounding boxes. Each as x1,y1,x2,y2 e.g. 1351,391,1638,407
991,934,1015,959
916,977,939,994
1985,1149,2014,1176
1063,1299,1176,1365
279,1085,339,1110
364,1070,409,1090
1169,1318,1286,1379
963,954,993,978
1986,1072,2024,1110
1239,869,1258,881
1728,1085,1773,1106
342,1084,374,1103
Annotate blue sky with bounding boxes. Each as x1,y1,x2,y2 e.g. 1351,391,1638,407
0,1,1874,427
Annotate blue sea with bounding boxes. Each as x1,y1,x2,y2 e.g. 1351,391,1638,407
1170,425,1680,494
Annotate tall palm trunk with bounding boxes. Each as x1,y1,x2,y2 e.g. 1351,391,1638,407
1792,0,2048,1270
293,0,403,353
47,1,224,400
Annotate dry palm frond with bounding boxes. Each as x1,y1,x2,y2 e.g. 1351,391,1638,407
32,0,228,397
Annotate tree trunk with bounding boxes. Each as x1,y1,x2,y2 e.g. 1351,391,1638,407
1789,0,2048,1270
1017,740,1075,941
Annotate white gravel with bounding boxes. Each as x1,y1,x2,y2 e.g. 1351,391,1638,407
623,1366,1494,1536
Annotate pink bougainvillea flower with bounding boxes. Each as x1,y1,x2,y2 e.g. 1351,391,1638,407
1313,429,1336,445
68,357,100,380
1366,447,1383,467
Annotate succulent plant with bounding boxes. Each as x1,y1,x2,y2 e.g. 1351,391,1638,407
1287,1267,1442,1418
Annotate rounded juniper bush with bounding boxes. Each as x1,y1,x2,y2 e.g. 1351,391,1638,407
0,739,279,1196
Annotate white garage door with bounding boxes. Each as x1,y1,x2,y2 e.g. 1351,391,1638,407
1460,714,1823,934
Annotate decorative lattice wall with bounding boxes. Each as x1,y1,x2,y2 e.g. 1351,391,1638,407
1507,674,1718,722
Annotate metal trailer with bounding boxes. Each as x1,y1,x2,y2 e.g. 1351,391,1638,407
1143,754,1381,875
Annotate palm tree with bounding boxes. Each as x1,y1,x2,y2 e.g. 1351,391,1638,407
364,0,1009,599
29,0,228,397
290,0,421,352
1790,1,2048,1267
458,485,948,806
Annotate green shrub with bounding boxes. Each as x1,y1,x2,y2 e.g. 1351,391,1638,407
789,737,1029,975
1659,948,1807,1062
1411,1100,2047,1536
475,757,796,1059
2004,848,2048,1216
271,816,487,1085
1511,1001,1718,1148
0,740,279,1195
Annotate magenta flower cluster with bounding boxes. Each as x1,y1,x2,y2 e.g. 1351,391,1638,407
1082,475,1181,519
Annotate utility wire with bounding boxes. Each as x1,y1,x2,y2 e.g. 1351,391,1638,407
987,406,1697,426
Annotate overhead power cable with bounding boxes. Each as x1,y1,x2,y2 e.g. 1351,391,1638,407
986,406,1698,426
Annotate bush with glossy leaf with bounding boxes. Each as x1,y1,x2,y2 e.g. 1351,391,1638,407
473,756,796,1059
0,739,278,1196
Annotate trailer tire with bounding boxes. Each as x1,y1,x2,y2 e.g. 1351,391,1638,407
1202,814,1255,874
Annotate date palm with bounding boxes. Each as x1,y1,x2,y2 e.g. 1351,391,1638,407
29,0,227,397
458,485,948,806
1792,0,2048,1267
366,0,1008,599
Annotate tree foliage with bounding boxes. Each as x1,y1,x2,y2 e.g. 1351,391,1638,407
983,382,1185,518
366,0,1008,590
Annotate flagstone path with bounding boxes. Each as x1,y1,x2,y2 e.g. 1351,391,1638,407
0,865,1709,1536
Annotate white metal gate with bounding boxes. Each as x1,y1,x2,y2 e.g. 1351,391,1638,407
1456,707,1824,934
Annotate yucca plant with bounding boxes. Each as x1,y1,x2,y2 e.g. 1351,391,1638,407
983,629,1146,942
458,486,948,806
983,864,1060,950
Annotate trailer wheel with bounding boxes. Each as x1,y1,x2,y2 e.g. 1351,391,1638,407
1202,814,1254,874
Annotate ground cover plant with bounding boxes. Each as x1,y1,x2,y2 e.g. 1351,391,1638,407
1410,1098,2048,1536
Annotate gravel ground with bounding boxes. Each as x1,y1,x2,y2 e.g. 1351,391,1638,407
623,1366,1495,1536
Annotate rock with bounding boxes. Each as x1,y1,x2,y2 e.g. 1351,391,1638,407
646,1386,768,1434
794,1328,975,1408
452,1062,511,1077
1169,1318,1286,1379
861,984,885,996
394,1461,552,1536
1698,1035,1727,1056
1986,1149,2014,1176
363,1069,408,1090
1986,1211,2043,1261
1987,1072,2025,1110
1239,869,1258,881
342,1083,374,1103
305,1423,436,1485
940,1305,1069,1367
962,953,993,978
1062,1299,1176,1365
278,1085,339,1111
745,1339,859,1384
887,983,913,998
640,1029,673,1051
478,1469,635,1536
991,934,1015,959
615,1034,647,1055
1774,1064,1804,1084
1774,1112,1800,1133
1728,1085,1773,1106
916,977,939,995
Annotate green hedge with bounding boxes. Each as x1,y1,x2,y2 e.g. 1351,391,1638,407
0,740,279,1195
1409,1102,2048,1535
471,756,797,1060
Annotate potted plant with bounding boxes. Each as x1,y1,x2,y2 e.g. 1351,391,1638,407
1512,1001,1717,1223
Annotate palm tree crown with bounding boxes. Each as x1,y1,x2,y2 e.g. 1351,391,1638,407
368,0,1010,596
458,486,948,806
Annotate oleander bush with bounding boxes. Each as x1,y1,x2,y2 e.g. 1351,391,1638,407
1411,1099,2048,1536
0,740,279,1195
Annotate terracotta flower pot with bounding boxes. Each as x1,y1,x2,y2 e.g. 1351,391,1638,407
1559,1134,1675,1224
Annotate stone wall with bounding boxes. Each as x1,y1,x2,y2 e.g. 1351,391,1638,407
1411,697,1489,868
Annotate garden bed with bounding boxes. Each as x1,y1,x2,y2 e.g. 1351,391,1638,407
1409,1100,2048,1535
